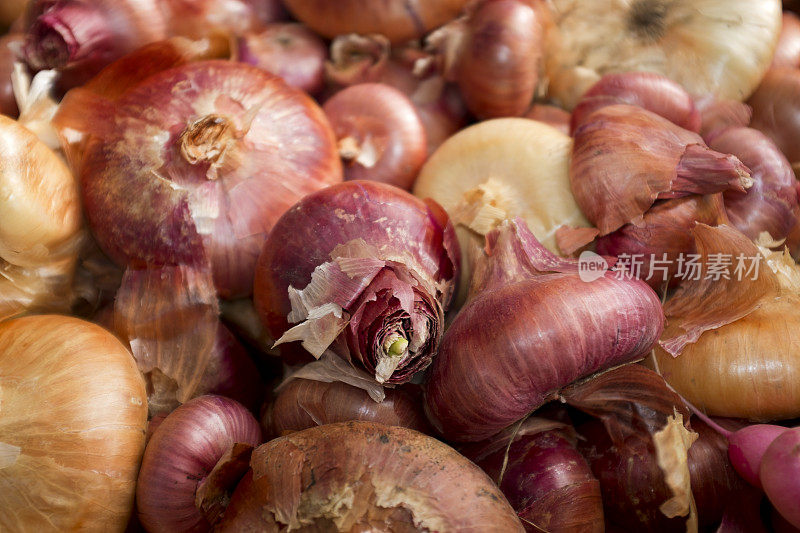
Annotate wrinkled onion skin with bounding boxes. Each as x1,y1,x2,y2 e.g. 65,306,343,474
266,379,431,437
424,273,664,441
238,23,327,95
709,127,798,242
571,72,701,134
217,421,524,532
749,68,800,168
323,83,427,190
136,395,262,533
470,428,604,532
282,0,470,44
760,428,800,529
254,180,459,365
0,34,21,118
772,13,800,68
81,60,342,298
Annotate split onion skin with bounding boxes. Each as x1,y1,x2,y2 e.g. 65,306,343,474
0,315,147,532
323,83,427,190
216,421,525,532
265,379,431,437
281,0,471,44
136,395,262,533
79,60,342,298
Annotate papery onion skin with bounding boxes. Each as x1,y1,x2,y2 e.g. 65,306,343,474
265,378,431,437
136,395,262,533
570,72,701,134
323,83,427,190
80,60,342,298
282,0,471,44
464,419,604,532
216,421,525,532
772,12,800,68
760,428,800,529
452,0,543,119
748,67,800,172
254,180,459,382
237,23,327,95
0,315,147,532
0,33,22,118
708,127,799,242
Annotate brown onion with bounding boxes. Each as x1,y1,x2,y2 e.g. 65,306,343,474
216,421,525,531
237,23,327,95
323,83,427,190
748,67,800,174
73,60,341,298
254,180,460,383
265,378,431,437
424,219,664,441
0,34,22,118
772,12,800,68
136,395,262,532
282,0,471,44
0,315,147,531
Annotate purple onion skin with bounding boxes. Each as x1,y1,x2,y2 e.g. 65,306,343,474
728,424,790,489
136,395,262,533
707,127,799,242
254,180,460,378
760,428,800,529
424,273,664,442
468,428,604,532
200,324,263,413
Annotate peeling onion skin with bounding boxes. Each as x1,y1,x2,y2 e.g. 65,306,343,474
570,72,701,134
708,127,799,243
217,421,525,532
265,379,431,437
748,68,800,173
0,34,22,118
323,83,427,190
772,12,800,68
80,60,342,299
254,180,460,382
544,0,782,110
282,0,471,44
0,315,147,532
760,428,800,529
136,395,262,533
237,23,327,95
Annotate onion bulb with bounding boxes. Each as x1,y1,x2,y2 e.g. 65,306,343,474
0,114,82,320
281,0,471,44
254,180,460,384
656,224,800,421
0,315,147,531
414,118,590,305
216,421,525,531
70,60,342,298
543,0,782,109
772,12,800,68
524,103,570,134
748,67,800,175
760,428,800,529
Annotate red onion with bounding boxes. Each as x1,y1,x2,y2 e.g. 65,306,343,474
0,34,22,118
748,68,800,174
254,180,460,383
524,103,570,135
570,72,701,134
463,418,604,532
772,12,800,68
424,219,664,441
265,378,431,437
570,104,752,235
281,0,471,44
323,83,427,190
708,127,799,242
761,428,800,529
136,395,262,533
696,96,753,141
76,60,342,298
236,23,327,95
216,421,525,531
727,423,789,489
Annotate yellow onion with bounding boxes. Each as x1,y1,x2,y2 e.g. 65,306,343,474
0,315,147,531
413,118,590,304
0,114,82,320
543,0,782,109
655,224,800,421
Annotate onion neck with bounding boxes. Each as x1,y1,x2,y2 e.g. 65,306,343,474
179,114,235,174
24,2,112,70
